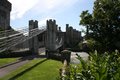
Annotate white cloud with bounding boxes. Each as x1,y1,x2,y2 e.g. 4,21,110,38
33,0,80,14
8,0,79,20
8,0,39,20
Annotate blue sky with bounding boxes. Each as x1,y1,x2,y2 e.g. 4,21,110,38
8,0,94,33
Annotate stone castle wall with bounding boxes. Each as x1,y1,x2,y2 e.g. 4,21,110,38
65,24,82,47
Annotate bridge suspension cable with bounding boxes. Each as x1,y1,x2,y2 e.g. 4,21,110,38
0,26,46,53
0,25,63,53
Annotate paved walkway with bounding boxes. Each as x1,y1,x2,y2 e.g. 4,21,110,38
0,60,29,78
0,48,46,78
70,52,89,64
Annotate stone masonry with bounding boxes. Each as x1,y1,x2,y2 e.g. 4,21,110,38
46,19,57,52
29,20,39,54
0,0,11,30
65,24,81,47
0,0,82,55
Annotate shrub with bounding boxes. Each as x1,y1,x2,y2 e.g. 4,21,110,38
69,39,100,54
82,39,103,53
60,50,120,80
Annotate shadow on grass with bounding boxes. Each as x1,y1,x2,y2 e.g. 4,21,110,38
8,59,48,80
0,50,32,58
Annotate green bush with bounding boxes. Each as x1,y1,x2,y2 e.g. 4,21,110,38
82,39,103,53
60,50,120,80
67,42,82,52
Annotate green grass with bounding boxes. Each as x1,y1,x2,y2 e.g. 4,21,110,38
0,58,18,67
0,58,62,80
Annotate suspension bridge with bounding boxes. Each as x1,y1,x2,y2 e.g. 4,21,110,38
0,19,64,56
0,19,82,59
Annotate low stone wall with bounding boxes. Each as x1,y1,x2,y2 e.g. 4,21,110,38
59,60,70,80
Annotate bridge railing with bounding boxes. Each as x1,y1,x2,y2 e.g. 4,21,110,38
0,33,24,53
0,27,47,53
0,29,18,37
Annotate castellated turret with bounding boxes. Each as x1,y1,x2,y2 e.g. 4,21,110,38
0,0,12,30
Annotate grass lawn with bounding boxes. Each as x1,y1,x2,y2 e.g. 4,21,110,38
0,58,18,67
0,58,62,80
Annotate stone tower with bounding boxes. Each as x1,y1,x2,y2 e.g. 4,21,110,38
0,0,12,30
46,19,57,52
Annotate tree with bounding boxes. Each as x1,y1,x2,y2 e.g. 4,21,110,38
80,10,92,39
80,0,120,52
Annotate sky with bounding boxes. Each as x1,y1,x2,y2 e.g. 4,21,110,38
8,0,94,33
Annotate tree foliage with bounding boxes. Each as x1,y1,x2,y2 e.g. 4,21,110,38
80,0,120,51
